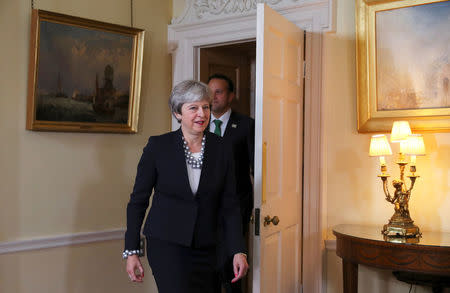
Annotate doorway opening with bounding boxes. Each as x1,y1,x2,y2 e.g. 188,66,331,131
198,40,256,119
197,40,256,293
170,2,331,290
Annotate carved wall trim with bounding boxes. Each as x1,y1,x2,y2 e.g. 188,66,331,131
193,0,281,17
172,0,335,31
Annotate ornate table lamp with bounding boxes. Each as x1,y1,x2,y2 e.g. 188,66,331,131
370,121,425,240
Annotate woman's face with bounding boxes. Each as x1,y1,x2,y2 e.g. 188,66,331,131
175,100,210,135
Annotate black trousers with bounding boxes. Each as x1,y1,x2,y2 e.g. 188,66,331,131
218,226,250,293
219,257,243,293
147,237,220,293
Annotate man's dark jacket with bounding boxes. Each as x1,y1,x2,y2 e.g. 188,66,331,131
221,111,255,229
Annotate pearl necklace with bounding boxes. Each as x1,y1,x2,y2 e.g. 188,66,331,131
182,135,205,169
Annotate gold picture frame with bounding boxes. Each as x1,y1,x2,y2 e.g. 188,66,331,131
27,10,144,133
356,0,450,133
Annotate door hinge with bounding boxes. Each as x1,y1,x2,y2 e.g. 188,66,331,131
255,208,260,236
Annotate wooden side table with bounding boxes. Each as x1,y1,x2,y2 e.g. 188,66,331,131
333,224,450,293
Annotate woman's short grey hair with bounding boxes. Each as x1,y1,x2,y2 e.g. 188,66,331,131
169,80,212,120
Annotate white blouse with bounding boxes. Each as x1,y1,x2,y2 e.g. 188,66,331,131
186,152,202,195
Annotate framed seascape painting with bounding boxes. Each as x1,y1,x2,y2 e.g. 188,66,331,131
356,0,450,132
26,10,144,133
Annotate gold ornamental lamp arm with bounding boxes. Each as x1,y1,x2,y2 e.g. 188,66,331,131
396,162,409,191
380,176,393,202
407,175,418,192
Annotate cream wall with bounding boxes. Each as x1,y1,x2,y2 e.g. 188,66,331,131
323,1,450,293
0,0,172,292
172,0,185,21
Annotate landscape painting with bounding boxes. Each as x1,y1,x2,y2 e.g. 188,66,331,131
376,1,450,111
27,10,144,133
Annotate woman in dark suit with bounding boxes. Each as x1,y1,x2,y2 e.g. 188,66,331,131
124,80,249,293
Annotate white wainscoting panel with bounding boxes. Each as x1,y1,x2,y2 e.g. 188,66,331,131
0,229,125,254
324,239,336,251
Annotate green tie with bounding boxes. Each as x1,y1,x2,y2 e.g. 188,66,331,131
213,119,223,136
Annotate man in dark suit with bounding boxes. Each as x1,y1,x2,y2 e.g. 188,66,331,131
208,74,254,293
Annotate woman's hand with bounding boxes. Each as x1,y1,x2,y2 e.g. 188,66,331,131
126,255,144,282
231,253,249,283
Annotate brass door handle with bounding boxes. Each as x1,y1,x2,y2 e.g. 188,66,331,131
264,215,280,227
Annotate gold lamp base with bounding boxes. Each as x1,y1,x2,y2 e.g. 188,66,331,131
379,172,422,242
383,233,420,244
382,216,422,240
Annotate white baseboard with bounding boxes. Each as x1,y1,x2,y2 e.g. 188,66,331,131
324,239,336,251
0,229,125,255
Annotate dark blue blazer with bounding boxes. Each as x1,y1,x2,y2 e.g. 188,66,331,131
125,128,245,257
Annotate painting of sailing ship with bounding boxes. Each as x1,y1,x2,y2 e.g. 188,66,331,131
26,10,144,132
376,1,450,111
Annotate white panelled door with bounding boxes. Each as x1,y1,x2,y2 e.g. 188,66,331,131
253,4,304,293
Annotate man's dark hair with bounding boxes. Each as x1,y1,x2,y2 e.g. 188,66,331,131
207,73,234,93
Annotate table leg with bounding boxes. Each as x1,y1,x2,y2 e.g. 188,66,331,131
342,259,358,293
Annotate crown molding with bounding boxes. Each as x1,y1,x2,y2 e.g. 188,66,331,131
171,0,335,32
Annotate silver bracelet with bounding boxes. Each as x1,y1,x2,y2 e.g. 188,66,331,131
122,249,139,259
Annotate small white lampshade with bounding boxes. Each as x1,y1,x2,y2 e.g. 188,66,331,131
401,134,426,156
390,121,412,142
369,134,392,156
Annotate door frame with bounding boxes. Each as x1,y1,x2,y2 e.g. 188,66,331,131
168,2,335,292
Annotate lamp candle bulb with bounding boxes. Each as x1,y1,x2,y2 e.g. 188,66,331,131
410,155,417,166
379,156,388,175
410,155,417,174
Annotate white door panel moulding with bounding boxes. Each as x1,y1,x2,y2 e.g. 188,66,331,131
0,229,125,255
